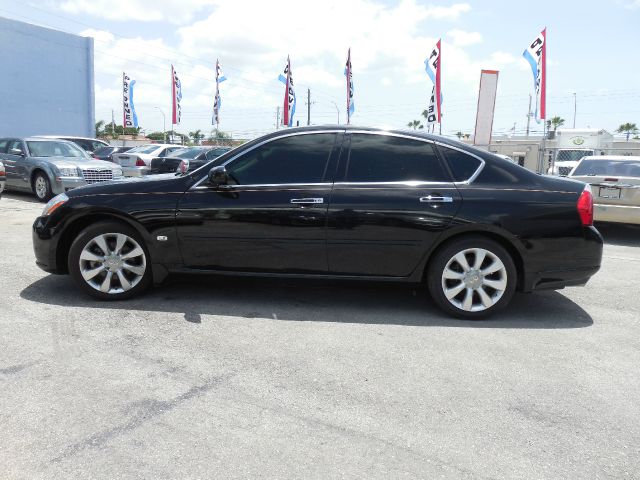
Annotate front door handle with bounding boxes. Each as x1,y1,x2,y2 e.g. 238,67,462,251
420,195,453,203
290,198,324,204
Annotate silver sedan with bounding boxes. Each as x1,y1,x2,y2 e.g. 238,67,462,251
0,137,123,202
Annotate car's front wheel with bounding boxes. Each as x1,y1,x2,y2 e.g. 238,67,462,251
68,221,152,300
427,236,517,319
33,172,53,202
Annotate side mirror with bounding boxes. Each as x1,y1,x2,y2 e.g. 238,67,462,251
10,148,24,156
208,165,229,187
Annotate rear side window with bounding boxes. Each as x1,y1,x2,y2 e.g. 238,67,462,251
438,146,482,182
0,140,8,153
346,134,448,182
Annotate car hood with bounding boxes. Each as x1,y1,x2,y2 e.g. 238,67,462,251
65,172,190,198
33,156,117,169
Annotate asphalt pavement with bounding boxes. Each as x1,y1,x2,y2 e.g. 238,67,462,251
1,191,639,479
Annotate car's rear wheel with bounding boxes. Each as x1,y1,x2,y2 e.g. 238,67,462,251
427,236,517,319
33,172,52,202
68,221,152,300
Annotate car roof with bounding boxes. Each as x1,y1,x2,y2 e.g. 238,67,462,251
36,135,108,142
581,155,640,161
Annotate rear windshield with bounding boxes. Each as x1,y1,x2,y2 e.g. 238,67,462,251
94,146,114,156
27,141,87,158
173,148,205,159
127,145,160,154
573,159,640,177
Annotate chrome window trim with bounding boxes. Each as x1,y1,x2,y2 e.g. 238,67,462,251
190,129,345,190
333,181,457,187
192,182,333,191
434,142,486,185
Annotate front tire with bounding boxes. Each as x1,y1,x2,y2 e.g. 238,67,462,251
427,236,517,319
33,172,53,202
68,221,152,300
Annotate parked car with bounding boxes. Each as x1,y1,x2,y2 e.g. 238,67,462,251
149,146,232,174
32,126,603,318
0,160,5,198
0,137,123,202
569,155,640,225
93,146,133,162
38,136,110,155
112,144,183,177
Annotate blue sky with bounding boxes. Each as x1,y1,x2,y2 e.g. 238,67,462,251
0,0,638,139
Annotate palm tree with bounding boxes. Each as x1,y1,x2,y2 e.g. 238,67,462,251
188,129,204,145
616,123,638,141
550,116,565,132
455,131,464,139
95,120,106,138
407,120,424,130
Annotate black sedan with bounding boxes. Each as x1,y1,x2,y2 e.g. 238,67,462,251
149,146,231,174
32,126,602,318
92,146,133,162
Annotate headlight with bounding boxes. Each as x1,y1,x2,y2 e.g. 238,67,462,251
57,167,81,178
112,168,123,179
42,192,69,216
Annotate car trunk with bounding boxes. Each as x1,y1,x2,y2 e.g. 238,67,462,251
150,157,182,174
572,175,640,207
114,154,139,167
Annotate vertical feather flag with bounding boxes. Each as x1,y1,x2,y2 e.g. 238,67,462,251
213,59,227,128
122,72,138,129
424,40,442,125
171,65,182,126
345,48,355,124
523,28,546,123
278,56,296,127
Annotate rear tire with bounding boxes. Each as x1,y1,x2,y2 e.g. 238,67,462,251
68,221,152,300
427,236,517,319
33,172,52,202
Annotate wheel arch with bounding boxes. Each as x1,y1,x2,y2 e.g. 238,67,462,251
55,210,153,274
420,227,526,291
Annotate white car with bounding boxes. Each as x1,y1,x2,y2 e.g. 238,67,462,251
0,160,5,197
112,144,183,177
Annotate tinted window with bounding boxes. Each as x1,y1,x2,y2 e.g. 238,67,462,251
227,133,336,185
0,140,8,153
573,159,640,178
346,134,447,182
206,148,231,160
7,140,24,155
438,146,482,182
94,146,114,156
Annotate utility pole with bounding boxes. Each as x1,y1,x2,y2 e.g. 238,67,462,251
573,92,577,128
526,94,532,137
276,106,280,130
330,102,340,124
307,88,311,126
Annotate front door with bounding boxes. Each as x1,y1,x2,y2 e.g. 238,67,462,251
327,133,462,277
176,132,342,273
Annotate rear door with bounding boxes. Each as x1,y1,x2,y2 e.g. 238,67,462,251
3,139,29,189
176,132,343,273
326,132,461,277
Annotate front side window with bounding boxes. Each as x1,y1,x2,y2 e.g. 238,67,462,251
7,140,24,155
438,146,482,182
227,133,336,185
346,134,448,183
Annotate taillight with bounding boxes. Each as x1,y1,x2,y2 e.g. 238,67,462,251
135,158,146,167
577,185,594,226
177,160,188,174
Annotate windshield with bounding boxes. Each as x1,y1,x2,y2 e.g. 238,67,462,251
174,148,205,159
127,145,160,154
557,150,594,162
573,159,640,177
27,141,88,158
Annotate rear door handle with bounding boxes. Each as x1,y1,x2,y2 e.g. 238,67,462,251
290,198,324,204
420,195,453,203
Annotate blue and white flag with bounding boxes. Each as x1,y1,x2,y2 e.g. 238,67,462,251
423,40,442,124
122,72,139,128
522,28,546,123
213,59,227,127
344,48,354,123
278,56,296,127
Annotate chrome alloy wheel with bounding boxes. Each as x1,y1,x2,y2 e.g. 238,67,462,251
78,233,146,294
440,248,508,313
35,176,48,199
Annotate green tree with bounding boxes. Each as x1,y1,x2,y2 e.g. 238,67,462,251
95,120,106,138
147,131,166,142
407,120,424,130
189,129,205,145
550,116,565,132
616,122,638,141
208,129,233,145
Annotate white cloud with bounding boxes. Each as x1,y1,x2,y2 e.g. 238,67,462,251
446,29,482,47
381,77,392,86
58,0,215,24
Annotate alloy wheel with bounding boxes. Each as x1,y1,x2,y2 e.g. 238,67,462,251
440,247,508,313
79,233,147,294
35,176,48,199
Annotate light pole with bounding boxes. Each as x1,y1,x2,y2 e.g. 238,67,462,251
330,101,340,125
572,92,577,128
154,106,166,143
